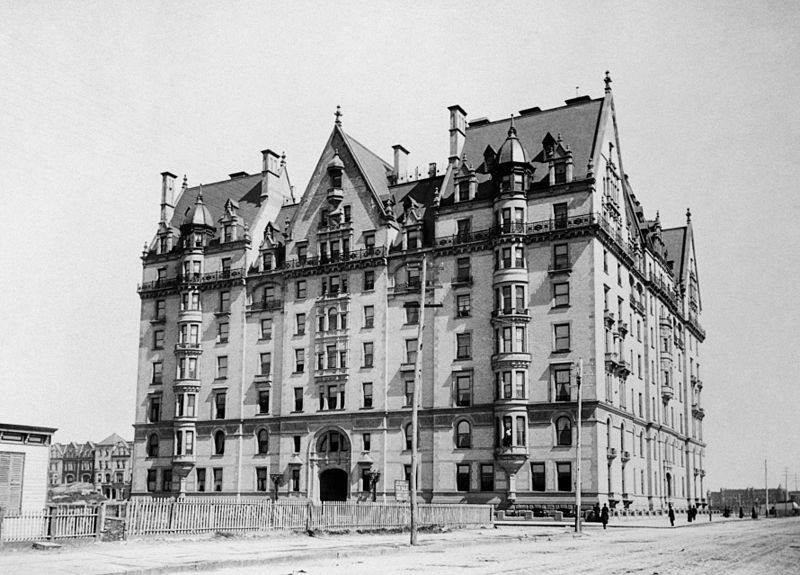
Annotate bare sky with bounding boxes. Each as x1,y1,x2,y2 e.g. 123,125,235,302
1,1,798,491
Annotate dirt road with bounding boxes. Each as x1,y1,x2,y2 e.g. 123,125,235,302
208,518,800,575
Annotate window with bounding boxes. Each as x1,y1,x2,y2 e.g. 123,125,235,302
456,294,470,317
256,467,268,491
295,349,305,373
364,233,375,251
404,423,414,450
152,362,163,385
326,345,337,369
256,429,269,454
155,300,166,321
157,266,167,281
556,462,572,492
456,464,471,491
554,367,571,401
260,319,272,340
214,393,226,419
456,257,471,283
293,436,301,453
218,322,229,343
455,420,471,448
362,433,371,451
405,303,419,325
217,356,228,379
317,430,349,453
362,382,373,408
531,462,545,491
296,313,305,335
456,333,472,359
219,291,230,313
213,468,223,491
146,469,157,492
153,330,164,349
292,468,300,492
363,270,375,291
404,379,414,407
297,244,308,264
458,180,470,202
407,266,420,288
407,229,421,250
554,323,571,351
148,397,161,423
260,352,271,376
292,280,306,300
553,202,568,227
146,434,159,457
553,282,569,307
455,374,472,406
213,431,225,455
363,305,374,328
480,464,494,491
405,339,417,364
258,390,270,414
553,243,569,270
556,417,572,446
294,388,303,412
162,469,172,492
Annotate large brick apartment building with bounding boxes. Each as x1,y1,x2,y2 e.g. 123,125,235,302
132,74,707,512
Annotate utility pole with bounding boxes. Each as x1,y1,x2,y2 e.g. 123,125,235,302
784,467,789,502
409,254,427,546
575,358,583,533
765,459,769,517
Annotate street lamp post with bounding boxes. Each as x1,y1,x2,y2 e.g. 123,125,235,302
409,254,428,546
574,359,583,533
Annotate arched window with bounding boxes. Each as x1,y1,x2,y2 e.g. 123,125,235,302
455,420,471,448
606,418,611,449
105,474,111,483
317,430,349,453
256,429,269,454
620,423,625,452
214,430,226,455
639,432,644,456
146,434,159,457
66,474,74,483
328,308,338,331
405,423,413,450
556,417,572,446
81,474,91,483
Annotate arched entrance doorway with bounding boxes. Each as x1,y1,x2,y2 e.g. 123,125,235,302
319,468,348,501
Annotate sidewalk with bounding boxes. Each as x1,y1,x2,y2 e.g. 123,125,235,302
495,514,744,529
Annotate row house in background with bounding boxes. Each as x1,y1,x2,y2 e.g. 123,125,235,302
132,74,707,514
50,434,133,500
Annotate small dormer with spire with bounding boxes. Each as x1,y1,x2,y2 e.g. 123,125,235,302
217,198,245,244
454,154,478,203
541,132,574,186
258,222,282,272
180,192,216,250
327,148,345,205
489,116,533,198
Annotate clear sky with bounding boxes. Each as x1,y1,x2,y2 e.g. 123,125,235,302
1,1,798,491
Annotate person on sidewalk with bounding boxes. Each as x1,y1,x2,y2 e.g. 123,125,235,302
668,504,675,527
751,506,757,519
601,504,609,530
739,506,744,519
593,503,601,523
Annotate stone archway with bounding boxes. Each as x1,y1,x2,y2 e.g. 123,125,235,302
319,468,348,501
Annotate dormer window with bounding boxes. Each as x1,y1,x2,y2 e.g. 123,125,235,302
194,233,204,248
158,236,169,254
407,229,421,250
555,162,567,184
297,244,308,264
343,205,351,222
364,234,375,251
331,171,342,189
223,225,233,243
262,253,272,271
458,181,470,202
320,209,328,228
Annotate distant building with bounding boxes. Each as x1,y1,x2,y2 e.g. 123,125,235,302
49,434,132,500
0,423,56,513
131,74,707,512
710,487,797,510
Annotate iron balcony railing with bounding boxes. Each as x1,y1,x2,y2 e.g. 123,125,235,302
271,247,387,273
247,299,283,312
138,268,245,292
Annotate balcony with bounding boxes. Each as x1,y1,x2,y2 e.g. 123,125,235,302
246,299,283,313
629,296,645,316
674,334,685,350
659,315,673,329
607,447,618,460
661,384,674,402
327,187,344,203
452,274,473,287
618,360,632,378
491,352,532,368
254,373,272,388
251,247,386,276
172,453,196,465
692,406,706,420
618,322,629,338
603,309,615,327
137,278,179,293
174,342,202,355
621,450,631,463
173,378,201,391
490,308,531,324
495,445,528,458
201,268,245,285
605,351,620,370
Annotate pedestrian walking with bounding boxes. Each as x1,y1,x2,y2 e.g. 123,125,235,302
593,503,601,523
668,504,675,527
751,506,757,519
687,506,693,523
601,503,609,530
739,506,744,519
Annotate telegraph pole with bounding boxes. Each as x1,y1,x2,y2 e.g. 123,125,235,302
409,254,427,546
764,459,769,517
574,358,583,533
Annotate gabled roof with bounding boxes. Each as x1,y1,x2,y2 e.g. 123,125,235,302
170,174,264,231
339,127,393,216
97,433,128,446
662,226,688,279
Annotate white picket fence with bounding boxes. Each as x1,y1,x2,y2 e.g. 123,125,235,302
0,506,100,542
125,499,493,536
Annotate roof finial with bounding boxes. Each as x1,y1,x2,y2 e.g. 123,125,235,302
280,151,286,168
686,207,692,223
604,70,612,92
508,114,516,136
334,105,343,126
182,174,188,191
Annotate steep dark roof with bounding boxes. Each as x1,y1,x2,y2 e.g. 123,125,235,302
97,433,128,445
387,175,444,216
170,174,264,230
340,130,394,210
462,97,604,187
662,227,688,277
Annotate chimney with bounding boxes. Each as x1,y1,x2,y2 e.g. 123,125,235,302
160,172,177,223
392,144,409,183
260,149,280,205
448,104,467,166
428,162,437,178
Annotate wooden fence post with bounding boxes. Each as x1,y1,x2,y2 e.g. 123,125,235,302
305,501,312,531
96,503,107,539
168,500,176,534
